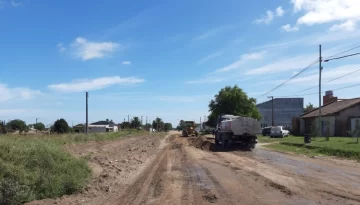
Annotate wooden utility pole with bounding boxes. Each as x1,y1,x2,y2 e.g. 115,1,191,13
86,92,88,134
268,96,274,126
319,45,323,138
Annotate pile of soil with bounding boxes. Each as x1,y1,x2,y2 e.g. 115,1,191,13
187,136,211,150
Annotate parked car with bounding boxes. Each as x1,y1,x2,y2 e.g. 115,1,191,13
270,126,289,138
262,127,272,136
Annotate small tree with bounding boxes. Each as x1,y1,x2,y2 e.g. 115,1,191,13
33,122,45,131
6,119,27,132
304,102,317,113
152,118,164,131
52,119,69,133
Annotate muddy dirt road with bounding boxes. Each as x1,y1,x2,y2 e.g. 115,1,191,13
29,133,360,205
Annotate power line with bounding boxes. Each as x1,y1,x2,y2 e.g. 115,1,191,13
277,83,360,98
324,52,360,62
326,45,360,59
286,67,360,95
256,60,318,99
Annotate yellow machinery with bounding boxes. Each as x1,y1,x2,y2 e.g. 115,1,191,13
182,121,198,137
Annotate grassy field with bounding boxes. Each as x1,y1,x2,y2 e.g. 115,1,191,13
258,135,360,160
0,130,162,205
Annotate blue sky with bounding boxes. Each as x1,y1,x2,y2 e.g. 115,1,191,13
1,0,360,127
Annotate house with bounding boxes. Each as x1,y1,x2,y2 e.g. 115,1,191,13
300,91,360,136
256,98,304,129
85,120,119,133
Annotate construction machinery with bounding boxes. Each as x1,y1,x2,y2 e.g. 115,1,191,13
215,114,260,149
182,121,198,137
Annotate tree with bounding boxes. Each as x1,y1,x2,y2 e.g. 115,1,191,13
177,120,187,130
207,85,261,126
6,119,27,132
304,102,317,113
164,123,173,131
121,122,131,129
152,118,164,131
131,117,141,128
52,118,70,133
0,121,6,134
144,123,152,130
33,122,45,131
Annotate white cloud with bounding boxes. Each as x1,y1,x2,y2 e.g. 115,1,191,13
11,0,22,7
215,51,266,73
48,76,145,92
0,109,27,115
185,78,224,84
276,6,285,17
281,24,299,32
57,43,66,52
246,53,316,75
329,20,357,32
255,10,274,24
0,84,42,103
197,51,223,65
71,37,120,60
122,61,132,65
291,0,360,28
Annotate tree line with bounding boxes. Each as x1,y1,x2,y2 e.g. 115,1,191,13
0,117,173,134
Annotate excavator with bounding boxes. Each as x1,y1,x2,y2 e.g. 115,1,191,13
181,121,198,137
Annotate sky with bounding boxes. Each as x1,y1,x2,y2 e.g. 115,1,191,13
1,0,360,127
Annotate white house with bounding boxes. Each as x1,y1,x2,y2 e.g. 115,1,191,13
85,120,119,133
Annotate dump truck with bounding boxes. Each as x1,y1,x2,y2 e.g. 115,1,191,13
182,121,198,137
215,114,260,149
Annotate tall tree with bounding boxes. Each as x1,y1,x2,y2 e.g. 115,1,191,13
144,123,152,130
164,123,173,131
152,118,164,131
52,118,70,133
206,85,261,126
304,102,317,113
131,117,141,128
6,119,27,132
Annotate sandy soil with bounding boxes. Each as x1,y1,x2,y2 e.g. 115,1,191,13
28,133,360,205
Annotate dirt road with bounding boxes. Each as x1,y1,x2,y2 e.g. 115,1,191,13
29,133,360,205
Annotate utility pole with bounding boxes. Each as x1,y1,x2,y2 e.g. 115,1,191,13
36,118,40,133
141,116,143,126
146,116,148,125
268,96,274,126
156,116,159,131
86,92,88,134
319,45,323,138
200,117,202,130
128,115,129,123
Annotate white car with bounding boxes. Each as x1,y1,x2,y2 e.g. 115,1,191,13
270,126,289,138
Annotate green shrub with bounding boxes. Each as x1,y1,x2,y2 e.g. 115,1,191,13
0,137,91,204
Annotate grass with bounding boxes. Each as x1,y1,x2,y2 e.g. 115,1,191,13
0,130,163,205
260,135,360,160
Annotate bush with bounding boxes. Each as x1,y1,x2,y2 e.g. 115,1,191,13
52,119,70,133
0,137,91,204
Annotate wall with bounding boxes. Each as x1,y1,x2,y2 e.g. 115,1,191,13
335,104,360,136
86,126,107,133
303,116,336,136
257,98,304,129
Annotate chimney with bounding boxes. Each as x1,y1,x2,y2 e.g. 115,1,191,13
323,90,337,105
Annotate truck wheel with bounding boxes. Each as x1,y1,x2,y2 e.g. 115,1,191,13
222,139,228,148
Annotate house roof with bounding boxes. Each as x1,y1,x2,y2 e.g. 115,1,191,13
301,98,360,118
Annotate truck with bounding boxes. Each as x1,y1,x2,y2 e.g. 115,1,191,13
215,114,260,149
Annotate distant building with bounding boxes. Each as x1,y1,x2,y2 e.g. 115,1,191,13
301,91,360,136
256,98,304,129
85,120,119,133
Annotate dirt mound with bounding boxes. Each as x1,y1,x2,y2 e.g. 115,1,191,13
187,136,211,150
